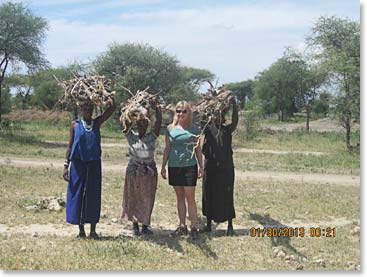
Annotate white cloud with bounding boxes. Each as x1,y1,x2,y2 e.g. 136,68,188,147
119,3,317,31
44,1,359,83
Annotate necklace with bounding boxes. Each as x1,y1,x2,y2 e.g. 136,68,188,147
81,119,93,132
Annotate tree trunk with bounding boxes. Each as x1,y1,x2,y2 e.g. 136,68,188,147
0,56,9,126
346,122,351,149
305,104,310,132
0,83,2,126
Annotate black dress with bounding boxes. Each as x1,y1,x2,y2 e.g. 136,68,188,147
202,106,238,223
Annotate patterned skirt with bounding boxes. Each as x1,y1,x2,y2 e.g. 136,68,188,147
121,163,158,226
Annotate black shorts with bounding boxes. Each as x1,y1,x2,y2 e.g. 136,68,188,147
168,165,198,187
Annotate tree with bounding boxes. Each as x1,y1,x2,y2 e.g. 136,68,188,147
0,1,48,124
0,85,11,116
93,43,214,105
6,73,33,109
307,16,360,148
169,66,215,104
283,48,327,131
253,50,304,121
312,92,330,117
31,63,86,110
225,80,254,109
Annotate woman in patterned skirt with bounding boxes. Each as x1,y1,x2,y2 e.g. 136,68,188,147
121,106,162,236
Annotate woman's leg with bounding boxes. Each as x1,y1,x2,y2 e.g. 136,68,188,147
133,221,140,236
173,186,186,226
90,223,99,239
184,186,197,230
227,219,235,236
206,217,212,232
78,224,86,238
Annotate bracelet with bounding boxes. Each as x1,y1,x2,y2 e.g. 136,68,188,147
64,160,70,167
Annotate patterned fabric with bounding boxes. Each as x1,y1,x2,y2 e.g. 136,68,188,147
121,174,158,225
69,118,101,161
126,130,157,166
166,125,200,167
122,129,158,225
126,161,157,177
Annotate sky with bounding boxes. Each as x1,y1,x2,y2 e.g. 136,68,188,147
6,0,360,85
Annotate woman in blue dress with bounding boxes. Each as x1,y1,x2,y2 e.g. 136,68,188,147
63,99,115,238
161,101,203,239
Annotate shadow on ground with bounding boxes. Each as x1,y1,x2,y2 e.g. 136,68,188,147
249,213,307,260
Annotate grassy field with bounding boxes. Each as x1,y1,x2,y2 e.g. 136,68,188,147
0,112,360,270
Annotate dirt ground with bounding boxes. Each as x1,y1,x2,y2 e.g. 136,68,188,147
260,118,360,133
0,156,359,187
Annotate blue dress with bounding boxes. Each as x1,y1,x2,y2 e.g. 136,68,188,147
66,118,102,225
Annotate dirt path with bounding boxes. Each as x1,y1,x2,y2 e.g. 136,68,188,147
260,118,360,133
0,156,359,187
44,140,327,156
0,217,354,238
235,148,326,156
44,140,129,148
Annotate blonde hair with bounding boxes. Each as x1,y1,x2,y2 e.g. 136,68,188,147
169,101,193,129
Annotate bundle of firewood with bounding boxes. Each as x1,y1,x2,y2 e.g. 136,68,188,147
55,75,115,107
196,84,234,126
119,87,160,132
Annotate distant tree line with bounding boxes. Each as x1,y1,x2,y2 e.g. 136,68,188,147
0,1,359,148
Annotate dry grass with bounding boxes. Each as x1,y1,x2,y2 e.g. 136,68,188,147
0,111,360,270
0,163,360,270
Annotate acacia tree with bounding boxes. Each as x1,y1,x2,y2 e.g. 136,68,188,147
93,43,214,105
0,1,48,124
224,80,254,109
253,51,303,121
6,73,33,109
307,16,360,148
284,49,327,131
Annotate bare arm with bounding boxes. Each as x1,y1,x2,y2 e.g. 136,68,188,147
228,98,238,133
153,106,162,137
160,133,170,179
94,98,116,128
195,137,204,178
63,121,76,181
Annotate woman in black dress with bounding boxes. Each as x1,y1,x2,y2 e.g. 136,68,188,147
202,97,238,235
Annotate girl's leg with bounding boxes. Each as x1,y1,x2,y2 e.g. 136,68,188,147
184,186,197,230
173,186,186,227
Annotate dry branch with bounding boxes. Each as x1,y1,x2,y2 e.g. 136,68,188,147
119,87,161,132
196,85,234,125
55,75,115,107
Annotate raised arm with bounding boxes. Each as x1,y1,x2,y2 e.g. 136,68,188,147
228,97,238,133
153,106,162,137
94,98,116,128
